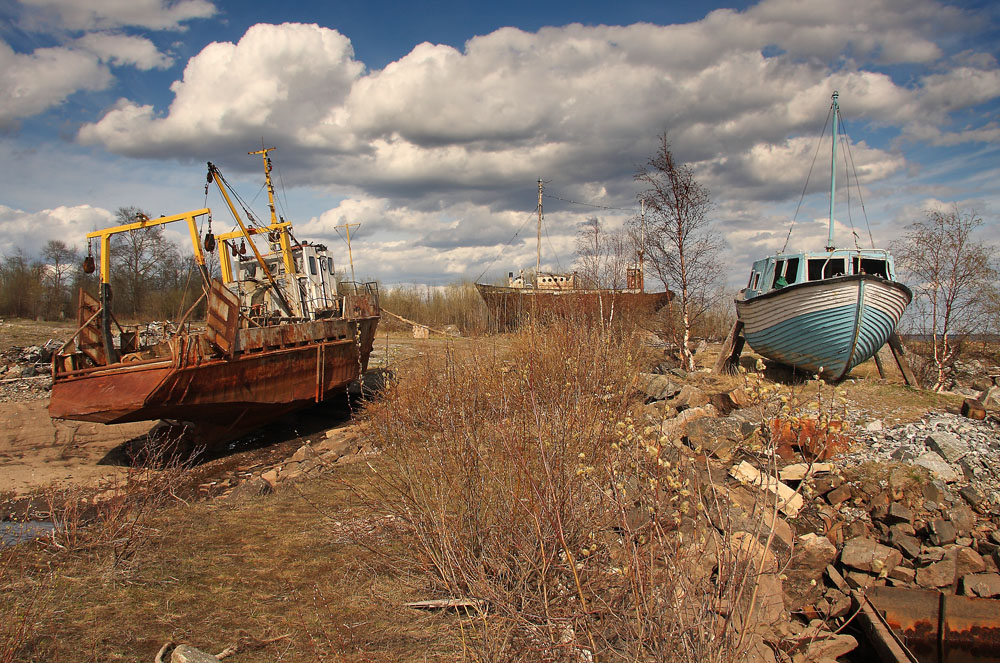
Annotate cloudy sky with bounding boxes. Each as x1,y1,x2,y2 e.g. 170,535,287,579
1,0,998,289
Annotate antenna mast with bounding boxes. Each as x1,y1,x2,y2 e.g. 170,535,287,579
249,145,279,226
827,91,839,252
536,179,543,282
336,222,360,284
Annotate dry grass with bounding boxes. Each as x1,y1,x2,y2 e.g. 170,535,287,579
0,319,75,349
357,316,781,662
1,459,460,662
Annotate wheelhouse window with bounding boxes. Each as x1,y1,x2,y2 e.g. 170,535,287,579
770,258,799,289
752,272,761,290
308,256,317,275
807,258,846,281
771,260,786,289
852,257,889,278
784,258,799,284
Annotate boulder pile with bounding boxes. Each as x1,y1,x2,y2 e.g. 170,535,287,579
636,370,1000,662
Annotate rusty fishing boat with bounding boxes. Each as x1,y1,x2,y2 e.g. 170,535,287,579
48,148,380,441
475,180,671,332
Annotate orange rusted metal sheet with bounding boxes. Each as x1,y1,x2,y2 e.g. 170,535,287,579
76,288,106,366
205,278,240,356
868,586,1000,663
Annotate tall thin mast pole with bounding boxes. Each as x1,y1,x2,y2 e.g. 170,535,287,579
249,146,278,225
827,90,839,251
336,222,360,284
639,199,646,293
536,179,543,283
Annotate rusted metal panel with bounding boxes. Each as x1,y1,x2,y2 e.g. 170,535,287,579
75,288,106,366
204,279,240,356
343,294,378,318
50,318,378,428
234,317,353,352
49,362,173,423
869,586,1000,663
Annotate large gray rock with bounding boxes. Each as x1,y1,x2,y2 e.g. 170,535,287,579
925,432,968,463
883,502,914,525
840,537,902,576
636,373,681,401
783,533,837,611
945,505,976,537
171,645,219,663
916,558,956,588
928,519,958,546
951,546,987,578
913,451,960,483
889,529,922,559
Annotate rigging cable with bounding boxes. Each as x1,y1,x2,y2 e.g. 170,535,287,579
543,193,635,213
838,128,861,251
838,120,876,249
475,207,540,282
781,104,834,253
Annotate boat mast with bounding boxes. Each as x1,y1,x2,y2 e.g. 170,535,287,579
536,178,543,284
827,91,839,252
639,199,646,293
249,147,298,284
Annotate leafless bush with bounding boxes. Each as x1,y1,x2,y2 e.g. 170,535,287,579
0,548,52,663
42,432,198,579
360,316,776,661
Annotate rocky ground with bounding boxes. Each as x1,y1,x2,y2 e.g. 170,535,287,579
634,347,1000,663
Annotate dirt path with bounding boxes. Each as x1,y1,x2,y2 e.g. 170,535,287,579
0,398,154,495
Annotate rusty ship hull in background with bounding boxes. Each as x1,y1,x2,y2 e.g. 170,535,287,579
476,282,671,333
49,147,380,442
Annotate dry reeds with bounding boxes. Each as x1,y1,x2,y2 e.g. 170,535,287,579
359,316,777,661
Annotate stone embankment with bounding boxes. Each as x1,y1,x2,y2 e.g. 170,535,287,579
636,368,1000,662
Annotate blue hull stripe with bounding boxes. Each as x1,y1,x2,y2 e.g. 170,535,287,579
744,304,898,378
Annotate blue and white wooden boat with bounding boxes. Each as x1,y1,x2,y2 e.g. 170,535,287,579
735,92,911,380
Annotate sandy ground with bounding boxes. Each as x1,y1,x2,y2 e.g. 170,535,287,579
0,398,155,496
0,330,483,497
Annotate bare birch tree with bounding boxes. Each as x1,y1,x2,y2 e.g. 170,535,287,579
574,218,633,289
634,133,722,371
892,207,997,391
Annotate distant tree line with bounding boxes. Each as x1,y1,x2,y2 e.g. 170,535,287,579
0,207,209,323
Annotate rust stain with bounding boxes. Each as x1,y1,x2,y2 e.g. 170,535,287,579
869,586,1000,663
769,417,851,461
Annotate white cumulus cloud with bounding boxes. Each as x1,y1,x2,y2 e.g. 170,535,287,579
18,0,217,32
0,42,111,128
75,32,173,70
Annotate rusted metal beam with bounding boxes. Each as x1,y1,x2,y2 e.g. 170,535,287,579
868,586,1000,663
826,566,916,663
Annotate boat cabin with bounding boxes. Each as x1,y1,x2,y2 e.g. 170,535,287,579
507,269,578,290
740,249,897,300
232,241,340,319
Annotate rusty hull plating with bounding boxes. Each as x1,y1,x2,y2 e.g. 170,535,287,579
49,287,380,437
868,586,1000,663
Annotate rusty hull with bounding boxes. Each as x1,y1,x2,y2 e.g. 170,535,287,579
49,316,378,431
867,586,1000,663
